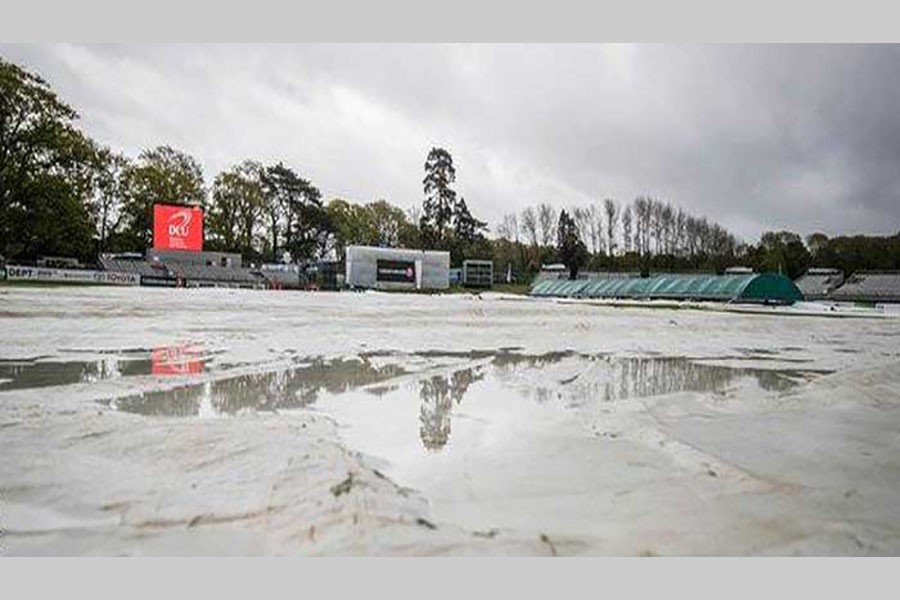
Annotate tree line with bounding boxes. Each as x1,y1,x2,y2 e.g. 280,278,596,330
495,197,741,278
2,56,897,281
0,58,489,268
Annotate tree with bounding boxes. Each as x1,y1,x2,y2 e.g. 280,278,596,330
588,204,602,255
260,162,325,262
287,180,328,260
755,231,811,279
557,209,589,279
326,198,419,260
622,205,633,253
326,198,369,259
494,194,744,276
633,196,650,256
291,198,333,261
660,202,674,254
674,209,687,257
806,232,829,260
447,196,488,265
261,163,301,260
368,199,413,247
537,203,557,246
572,207,592,253
452,197,487,244
399,206,422,248
421,147,457,248
520,207,538,246
90,148,129,254
120,146,205,251
650,200,665,255
208,160,265,259
603,198,619,255
497,213,519,242
1,57,99,261
814,233,900,273
5,172,95,262
260,166,283,261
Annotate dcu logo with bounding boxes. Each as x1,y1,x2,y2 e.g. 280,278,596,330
154,204,203,251
167,209,193,239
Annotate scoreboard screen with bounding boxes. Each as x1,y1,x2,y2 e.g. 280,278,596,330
153,204,203,251
376,259,416,283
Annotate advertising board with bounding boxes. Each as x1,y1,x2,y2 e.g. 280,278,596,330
4,266,140,286
153,204,204,252
376,259,416,283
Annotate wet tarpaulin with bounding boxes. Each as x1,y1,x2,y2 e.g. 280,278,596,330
530,273,805,304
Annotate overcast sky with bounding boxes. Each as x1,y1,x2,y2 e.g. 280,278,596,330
3,44,899,242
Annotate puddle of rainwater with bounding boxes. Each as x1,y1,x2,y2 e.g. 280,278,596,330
376,356,808,449
104,349,811,432
345,356,832,533
99,349,823,532
107,357,406,417
0,345,208,391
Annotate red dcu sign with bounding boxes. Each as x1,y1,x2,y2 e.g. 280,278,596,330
153,204,204,251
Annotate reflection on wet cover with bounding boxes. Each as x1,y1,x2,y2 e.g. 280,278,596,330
615,357,806,397
512,357,807,405
103,349,821,455
361,348,579,368
0,356,153,391
412,356,804,451
419,368,483,451
0,345,210,391
490,349,580,370
151,345,204,375
109,357,406,417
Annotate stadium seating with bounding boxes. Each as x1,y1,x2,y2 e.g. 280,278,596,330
827,271,900,303
168,263,265,287
259,268,302,289
794,268,844,300
98,255,265,288
98,256,174,279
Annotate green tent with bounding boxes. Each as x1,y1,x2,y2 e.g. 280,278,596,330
530,273,804,304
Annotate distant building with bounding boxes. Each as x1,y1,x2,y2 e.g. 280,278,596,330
462,260,493,288
345,245,450,291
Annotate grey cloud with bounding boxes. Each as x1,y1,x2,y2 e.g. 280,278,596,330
2,43,899,241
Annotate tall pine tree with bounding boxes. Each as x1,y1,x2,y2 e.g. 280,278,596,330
557,210,589,280
421,147,456,248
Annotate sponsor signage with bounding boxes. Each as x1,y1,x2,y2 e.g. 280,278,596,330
5,266,140,286
140,275,178,287
376,259,416,283
153,204,204,252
